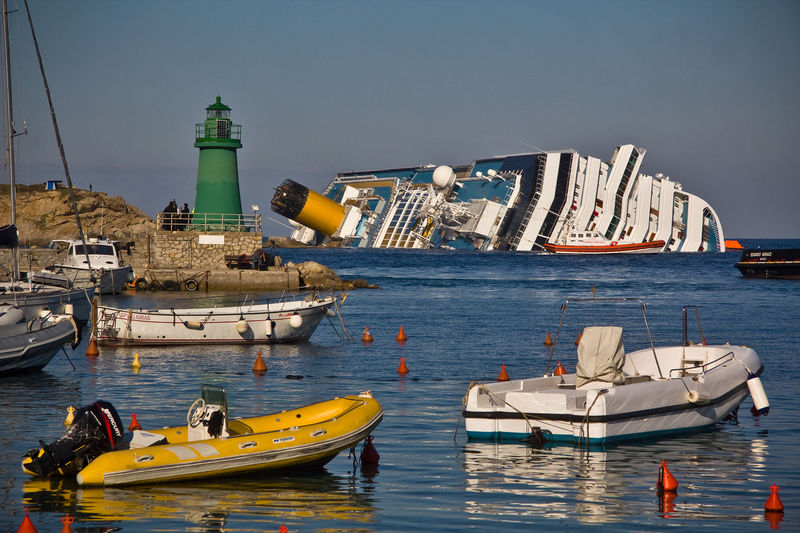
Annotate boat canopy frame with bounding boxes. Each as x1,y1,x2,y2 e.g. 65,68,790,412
545,297,663,379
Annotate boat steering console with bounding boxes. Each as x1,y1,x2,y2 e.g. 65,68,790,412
187,385,230,441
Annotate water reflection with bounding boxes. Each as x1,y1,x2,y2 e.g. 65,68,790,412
23,471,376,529
461,426,771,526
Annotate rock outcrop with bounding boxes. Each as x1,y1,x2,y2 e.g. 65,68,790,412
287,260,378,291
0,184,155,246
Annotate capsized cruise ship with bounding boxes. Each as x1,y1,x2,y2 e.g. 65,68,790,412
271,144,725,252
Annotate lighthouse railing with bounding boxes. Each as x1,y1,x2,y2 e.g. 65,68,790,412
157,212,261,233
195,123,242,142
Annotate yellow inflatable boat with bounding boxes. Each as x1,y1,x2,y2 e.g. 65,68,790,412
22,386,382,486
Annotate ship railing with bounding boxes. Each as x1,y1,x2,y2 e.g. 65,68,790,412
157,212,261,232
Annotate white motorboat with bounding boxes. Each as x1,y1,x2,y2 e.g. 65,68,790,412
40,238,134,294
0,303,79,376
94,293,340,345
0,282,93,324
463,298,769,445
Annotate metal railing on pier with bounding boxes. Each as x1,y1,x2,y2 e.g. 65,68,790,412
157,212,261,232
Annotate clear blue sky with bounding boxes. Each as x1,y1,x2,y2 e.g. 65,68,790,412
4,0,799,238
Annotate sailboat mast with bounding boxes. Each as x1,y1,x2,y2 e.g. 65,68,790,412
2,0,19,280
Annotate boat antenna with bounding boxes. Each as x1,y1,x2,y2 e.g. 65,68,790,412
22,0,94,276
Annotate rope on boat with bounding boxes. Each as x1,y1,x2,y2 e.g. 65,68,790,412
60,345,76,371
124,308,133,339
577,389,606,447
329,294,353,342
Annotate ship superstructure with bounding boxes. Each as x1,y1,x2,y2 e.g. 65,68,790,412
271,144,725,252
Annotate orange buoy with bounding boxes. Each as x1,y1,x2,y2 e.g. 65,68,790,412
252,350,267,373
497,364,510,382
397,357,409,374
60,514,74,533
128,412,142,431
279,523,288,533
361,326,373,343
574,332,582,346
554,361,567,376
544,332,554,346
657,459,678,493
361,434,380,465
16,507,37,533
396,326,407,343
85,337,99,356
765,483,784,513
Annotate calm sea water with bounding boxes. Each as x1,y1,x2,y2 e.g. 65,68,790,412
1,239,798,532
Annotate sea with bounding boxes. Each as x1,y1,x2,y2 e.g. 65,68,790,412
1,239,798,532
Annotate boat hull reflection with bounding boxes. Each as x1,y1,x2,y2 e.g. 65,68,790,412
461,428,770,525
23,471,376,526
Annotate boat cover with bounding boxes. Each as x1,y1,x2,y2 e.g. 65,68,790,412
576,326,625,388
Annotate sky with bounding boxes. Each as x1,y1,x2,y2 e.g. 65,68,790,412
3,0,798,238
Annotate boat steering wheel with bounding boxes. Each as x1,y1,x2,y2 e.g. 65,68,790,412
187,398,206,427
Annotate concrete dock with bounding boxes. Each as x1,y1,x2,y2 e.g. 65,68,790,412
142,266,300,291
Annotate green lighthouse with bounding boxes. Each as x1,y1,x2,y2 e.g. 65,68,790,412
193,96,243,226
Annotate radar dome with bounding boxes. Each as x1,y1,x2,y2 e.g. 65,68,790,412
432,165,456,189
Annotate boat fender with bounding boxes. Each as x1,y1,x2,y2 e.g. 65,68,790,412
236,319,250,334
289,312,303,328
747,376,770,415
162,280,180,291
131,277,147,290
265,319,274,337
326,307,336,318
686,390,712,405
184,321,204,330
184,278,199,291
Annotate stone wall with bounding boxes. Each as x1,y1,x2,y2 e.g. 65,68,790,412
0,230,262,274
145,230,263,269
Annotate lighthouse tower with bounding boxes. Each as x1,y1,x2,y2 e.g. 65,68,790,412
193,96,243,223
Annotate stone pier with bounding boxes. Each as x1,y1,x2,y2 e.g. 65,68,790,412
2,229,305,292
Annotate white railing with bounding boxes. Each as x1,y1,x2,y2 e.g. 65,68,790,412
157,212,261,232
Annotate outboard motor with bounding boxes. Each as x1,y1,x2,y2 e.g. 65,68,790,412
22,401,124,477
